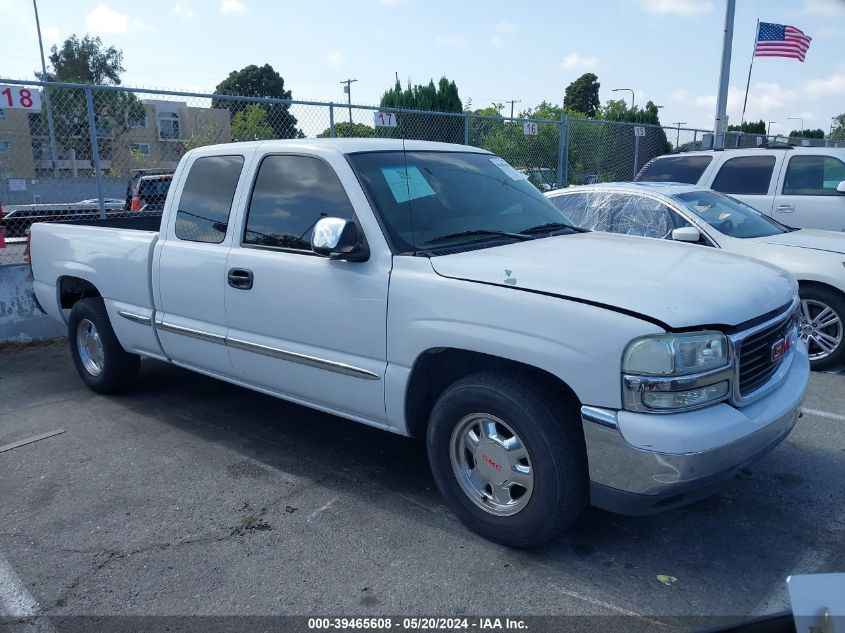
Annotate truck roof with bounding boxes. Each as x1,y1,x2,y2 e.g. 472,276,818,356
189,138,493,156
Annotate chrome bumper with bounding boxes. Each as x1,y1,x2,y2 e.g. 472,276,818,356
583,343,809,515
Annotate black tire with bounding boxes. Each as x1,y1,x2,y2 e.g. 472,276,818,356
800,285,845,371
68,297,140,394
426,371,588,548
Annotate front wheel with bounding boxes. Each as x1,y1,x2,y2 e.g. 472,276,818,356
426,371,588,548
68,298,140,394
799,286,845,371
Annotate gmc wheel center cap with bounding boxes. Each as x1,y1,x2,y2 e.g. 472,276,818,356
476,442,510,485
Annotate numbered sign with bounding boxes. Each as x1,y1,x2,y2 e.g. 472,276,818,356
633,126,646,137
0,85,41,110
523,121,538,136
374,111,397,128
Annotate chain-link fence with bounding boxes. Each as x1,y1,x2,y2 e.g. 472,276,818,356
1,78,840,264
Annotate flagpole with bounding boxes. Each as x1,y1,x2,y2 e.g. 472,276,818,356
740,19,759,127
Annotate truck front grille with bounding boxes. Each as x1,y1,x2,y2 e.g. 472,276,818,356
737,313,795,397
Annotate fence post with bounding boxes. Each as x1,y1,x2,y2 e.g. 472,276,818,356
464,115,469,145
633,131,640,180
329,103,335,138
557,114,569,188
84,87,106,220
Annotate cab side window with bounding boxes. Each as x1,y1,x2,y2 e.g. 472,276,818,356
711,156,776,195
782,155,845,196
243,155,355,252
175,155,244,243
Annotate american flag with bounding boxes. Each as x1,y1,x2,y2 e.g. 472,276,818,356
755,22,812,62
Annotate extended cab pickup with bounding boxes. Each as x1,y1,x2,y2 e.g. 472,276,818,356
31,139,810,547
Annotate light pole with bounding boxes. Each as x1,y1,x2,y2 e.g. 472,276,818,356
767,121,776,136
788,116,803,137
612,88,635,110
504,99,521,120
671,122,686,149
714,0,735,149
340,78,358,125
33,0,59,177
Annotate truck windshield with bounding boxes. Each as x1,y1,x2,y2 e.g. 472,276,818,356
348,151,577,253
674,190,790,239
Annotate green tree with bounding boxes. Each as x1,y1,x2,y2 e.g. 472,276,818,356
563,73,600,118
213,64,300,138
380,76,464,143
231,104,276,141
182,122,227,151
789,128,825,139
34,34,145,168
728,120,766,134
831,113,845,142
317,122,382,138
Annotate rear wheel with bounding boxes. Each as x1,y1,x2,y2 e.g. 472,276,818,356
68,298,140,393
426,371,588,548
799,286,845,371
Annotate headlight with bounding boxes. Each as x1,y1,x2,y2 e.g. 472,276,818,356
623,331,729,376
622,331,732,413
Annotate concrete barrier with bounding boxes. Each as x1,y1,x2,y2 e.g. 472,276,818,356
0,264,65,342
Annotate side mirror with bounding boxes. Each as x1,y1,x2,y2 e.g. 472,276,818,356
672,227,701,242
837,181,845,194
311,217,369,262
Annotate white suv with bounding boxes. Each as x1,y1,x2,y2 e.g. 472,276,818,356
636,147,845,232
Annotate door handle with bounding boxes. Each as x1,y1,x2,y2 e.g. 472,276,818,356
227,268,254,290
775,204,795,213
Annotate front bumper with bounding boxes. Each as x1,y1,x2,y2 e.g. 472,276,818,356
583,343,810,516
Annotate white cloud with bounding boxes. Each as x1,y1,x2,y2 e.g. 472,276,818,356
491,36,505,49
435,35,467,48
85,4,147,34
803,73,845,99
327,51,344,66
636,0,713,15
494,19,518,34
221,0,247,14
172,2,197,18
560,53,599,70
802,0,845,15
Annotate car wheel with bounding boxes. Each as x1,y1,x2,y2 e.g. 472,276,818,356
799,286,845,371
426,371,588,548
68,298,140,394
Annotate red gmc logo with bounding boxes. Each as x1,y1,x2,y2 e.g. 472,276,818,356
771,336,792,362
482,454,503,471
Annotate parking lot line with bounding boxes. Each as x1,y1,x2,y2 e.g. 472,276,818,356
0,430,66,454
801,408,845,421
0,551,39,617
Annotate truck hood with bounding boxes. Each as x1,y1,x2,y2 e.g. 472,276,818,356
751,229,845,255
429,232,796,329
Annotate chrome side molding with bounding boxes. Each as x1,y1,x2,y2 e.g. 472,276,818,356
156,320,227,345
117,310,152,326
227,337,380,380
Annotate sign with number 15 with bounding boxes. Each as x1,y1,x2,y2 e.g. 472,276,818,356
0,85,42,110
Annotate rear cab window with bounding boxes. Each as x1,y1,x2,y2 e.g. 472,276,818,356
636,155,713,184
174,155,245,244
711,155,776,195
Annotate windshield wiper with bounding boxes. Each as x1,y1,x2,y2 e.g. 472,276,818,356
520,222,590,235
423,229,535,246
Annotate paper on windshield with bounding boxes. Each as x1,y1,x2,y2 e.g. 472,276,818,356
381,166,436,203
489,157,529,181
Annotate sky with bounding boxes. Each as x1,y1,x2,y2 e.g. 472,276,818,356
0,0,843,136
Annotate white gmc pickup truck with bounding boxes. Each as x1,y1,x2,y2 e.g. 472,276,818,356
31,139,810,547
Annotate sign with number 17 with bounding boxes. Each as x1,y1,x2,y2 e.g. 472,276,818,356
0,85,42,110
374,111,397,128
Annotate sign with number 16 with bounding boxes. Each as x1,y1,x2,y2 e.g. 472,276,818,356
0,85,42,110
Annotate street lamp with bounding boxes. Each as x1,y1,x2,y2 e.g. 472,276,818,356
32,0,59,177
787,116,803,136
612,88,635,110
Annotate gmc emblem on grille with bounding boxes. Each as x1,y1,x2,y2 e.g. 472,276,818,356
771,336,791,362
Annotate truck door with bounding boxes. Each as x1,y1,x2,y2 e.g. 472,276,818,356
774,154,845,231
154,153,247,376
223,152,390,423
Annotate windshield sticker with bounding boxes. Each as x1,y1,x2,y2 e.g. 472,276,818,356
381,166,436,203
489,157,529,181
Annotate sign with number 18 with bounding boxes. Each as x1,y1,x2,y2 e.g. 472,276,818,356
0,85,42,110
